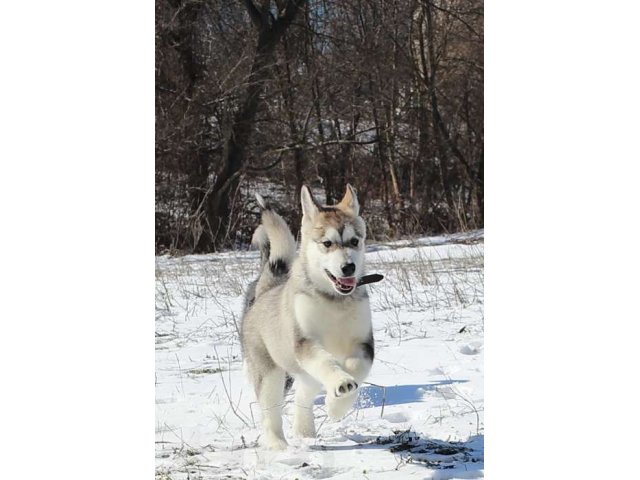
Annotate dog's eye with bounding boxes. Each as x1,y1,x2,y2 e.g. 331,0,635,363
350,238,359,247
322,240,332,248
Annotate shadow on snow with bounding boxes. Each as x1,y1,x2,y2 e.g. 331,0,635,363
314,379,468,408
309,381,482,475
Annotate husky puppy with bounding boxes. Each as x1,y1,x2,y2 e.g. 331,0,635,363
241,185,374,450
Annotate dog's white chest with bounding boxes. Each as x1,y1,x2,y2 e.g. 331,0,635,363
294,293,371,358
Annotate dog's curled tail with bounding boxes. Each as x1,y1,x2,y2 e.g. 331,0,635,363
250,194,296,297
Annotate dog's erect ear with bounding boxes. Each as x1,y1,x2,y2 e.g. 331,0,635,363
300,185,320,220
337,184,360,216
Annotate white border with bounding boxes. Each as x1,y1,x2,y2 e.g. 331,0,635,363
0,2,153,478
488,1,640,478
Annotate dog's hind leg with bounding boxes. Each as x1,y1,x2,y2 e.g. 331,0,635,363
257,366,288,450
292,374,322,438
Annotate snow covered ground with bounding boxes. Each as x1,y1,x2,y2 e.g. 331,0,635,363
155,231,484,479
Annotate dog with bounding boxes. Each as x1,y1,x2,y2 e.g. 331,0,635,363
240,184,375,450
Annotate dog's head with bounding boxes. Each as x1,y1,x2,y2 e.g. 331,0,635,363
300,184,366,296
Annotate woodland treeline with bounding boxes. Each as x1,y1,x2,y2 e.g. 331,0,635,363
156,0,483,253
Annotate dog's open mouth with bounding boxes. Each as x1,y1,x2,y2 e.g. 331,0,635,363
325,270,357,295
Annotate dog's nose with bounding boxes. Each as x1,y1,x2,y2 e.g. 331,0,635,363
341,263,356,276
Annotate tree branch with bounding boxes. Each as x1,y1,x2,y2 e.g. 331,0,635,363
245,152,286,172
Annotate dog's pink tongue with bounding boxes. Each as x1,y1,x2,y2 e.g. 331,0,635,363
339,277,357,287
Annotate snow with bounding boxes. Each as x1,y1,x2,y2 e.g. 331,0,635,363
156,231,484,479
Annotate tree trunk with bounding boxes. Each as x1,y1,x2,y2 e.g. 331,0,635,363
280,31,305,231
195,0,306,252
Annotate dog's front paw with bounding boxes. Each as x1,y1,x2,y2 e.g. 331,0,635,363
331,372,358,398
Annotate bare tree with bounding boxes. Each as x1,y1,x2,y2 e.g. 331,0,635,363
191,0,307,251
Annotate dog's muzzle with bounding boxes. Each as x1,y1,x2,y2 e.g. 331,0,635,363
324,269,357,295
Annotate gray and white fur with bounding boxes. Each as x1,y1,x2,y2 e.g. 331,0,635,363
240,185,374,450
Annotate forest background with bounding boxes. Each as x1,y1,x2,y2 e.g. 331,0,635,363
156,0,483,253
